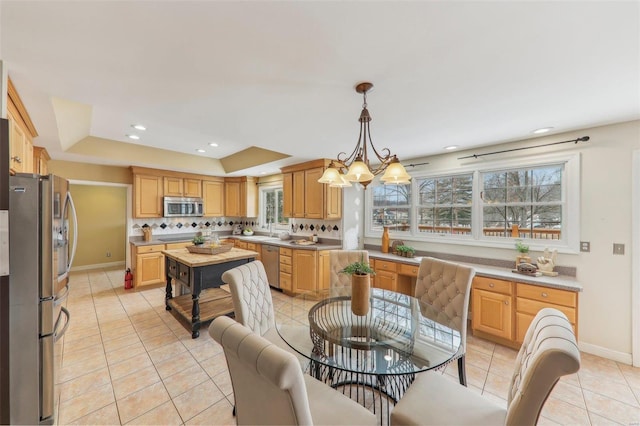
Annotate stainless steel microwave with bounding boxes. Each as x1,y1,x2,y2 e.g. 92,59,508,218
163,196,203,217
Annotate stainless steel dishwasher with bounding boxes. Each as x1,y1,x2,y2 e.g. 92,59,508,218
262,244,280,288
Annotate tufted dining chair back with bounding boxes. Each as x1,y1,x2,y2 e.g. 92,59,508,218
505,308,581,425
329,250,370,296
415,257,475,385
221,260,275,337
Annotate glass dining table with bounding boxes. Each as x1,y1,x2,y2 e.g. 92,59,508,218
276,286,462,424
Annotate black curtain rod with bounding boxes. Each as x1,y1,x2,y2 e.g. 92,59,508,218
457,136,590,160
406,162,429,167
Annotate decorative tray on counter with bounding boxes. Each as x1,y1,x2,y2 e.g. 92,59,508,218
187,243,234,255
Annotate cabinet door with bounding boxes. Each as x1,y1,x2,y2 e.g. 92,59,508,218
283,173,293,218
304,167,324,219
374,270,397,292
293,250,317,292
292,171,305,218
184,179,202,197
317,251,330,291
24,139,34,174
225,182,241,217
164,177,184,197
135,252,165,287
325,185,342,219
203,180,224,216
8,111,26,173
134,174,163,218
472,289,513,340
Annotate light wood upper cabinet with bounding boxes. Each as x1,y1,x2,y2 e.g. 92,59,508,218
184,179,202,197
283,173,293,218
164,177,184,197
292,171,305,218
224,177,257,217
281,159,342,220
7,78,38,174
134,174,163,218
33,146,50,175
202,179,224,217
164,177,202,198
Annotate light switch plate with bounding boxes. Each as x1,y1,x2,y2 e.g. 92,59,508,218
613,243,625,255
580,241,590,252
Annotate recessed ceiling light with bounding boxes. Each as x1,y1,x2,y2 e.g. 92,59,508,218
209,142,219,147
196,149,206,153
532,127,554,134
444,145,458,150
126,134,140,140
132,124,146,131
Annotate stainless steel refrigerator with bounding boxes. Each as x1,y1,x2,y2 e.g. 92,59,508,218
9,173,77,425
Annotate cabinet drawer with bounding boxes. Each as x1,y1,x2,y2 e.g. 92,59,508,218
176,262,190,284
136,244,165,254
398,263,419,277
280,255,292,266
247,243,258,251
473,276,513,295
280,247,292,256
280,264,292,274
375,260,397,272
517,283,576,307
280,272,292,291
516,297,576,323
235,240,248,249
167,258,178,277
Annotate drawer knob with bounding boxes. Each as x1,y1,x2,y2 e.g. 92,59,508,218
489,283,495,288
180,272,187,277
170,266,176,271
504,300,509,305
541,292,548,298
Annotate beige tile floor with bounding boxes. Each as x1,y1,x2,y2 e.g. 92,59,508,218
56,267,640,425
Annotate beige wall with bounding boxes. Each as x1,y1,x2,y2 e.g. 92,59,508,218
70,184,127,267
49,160,132,184
361,119,640,360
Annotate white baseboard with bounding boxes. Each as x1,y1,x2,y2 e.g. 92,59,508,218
71,261,125,272
578,341,633,365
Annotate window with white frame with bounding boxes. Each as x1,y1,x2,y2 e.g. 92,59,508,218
365,153,580,251
259,186,286,231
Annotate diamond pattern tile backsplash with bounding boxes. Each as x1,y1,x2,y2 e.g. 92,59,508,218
130,217,342,239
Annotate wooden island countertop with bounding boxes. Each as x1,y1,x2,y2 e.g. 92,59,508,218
162,247,259,267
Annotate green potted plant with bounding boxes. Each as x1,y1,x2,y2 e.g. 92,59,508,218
395,245,416,258
515,240,531,266
340,257,375,316
192,235,206,246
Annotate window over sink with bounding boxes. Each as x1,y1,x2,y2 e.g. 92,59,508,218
259,185,287,232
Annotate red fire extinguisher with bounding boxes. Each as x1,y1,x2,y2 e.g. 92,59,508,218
124,268,133,290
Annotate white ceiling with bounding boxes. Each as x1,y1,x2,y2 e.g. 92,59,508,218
1,1,639,176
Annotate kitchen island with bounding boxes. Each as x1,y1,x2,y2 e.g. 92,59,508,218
163,247,258,338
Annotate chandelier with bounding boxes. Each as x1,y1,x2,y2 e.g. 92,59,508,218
318,82,411,189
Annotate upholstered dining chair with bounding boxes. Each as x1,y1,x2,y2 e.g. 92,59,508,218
221,260,310,366
329,250,370,296
413,257,475,386
390,308,581,426
210,315,377,426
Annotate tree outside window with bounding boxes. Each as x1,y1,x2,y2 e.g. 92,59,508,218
416,174,473,235
371,184,411,232
260,187,286,230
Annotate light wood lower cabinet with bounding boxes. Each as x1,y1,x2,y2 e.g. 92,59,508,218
471,276,579,348
293,250,317,293
132,244,166,287
373,259,397,292
279,247,293,291
247,243,261,262
471,277,514,342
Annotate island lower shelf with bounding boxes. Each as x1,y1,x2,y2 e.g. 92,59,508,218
167,287,234,326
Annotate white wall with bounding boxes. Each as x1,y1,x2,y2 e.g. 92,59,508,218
361,120,640,362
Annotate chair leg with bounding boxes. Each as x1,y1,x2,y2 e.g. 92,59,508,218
458,355,467,386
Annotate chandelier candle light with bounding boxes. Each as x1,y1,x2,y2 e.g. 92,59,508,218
318,82,412,189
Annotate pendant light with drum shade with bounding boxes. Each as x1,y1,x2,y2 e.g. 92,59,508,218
318,82,411,189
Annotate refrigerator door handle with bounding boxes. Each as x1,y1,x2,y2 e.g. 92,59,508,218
54,307,70,343
66,192,78,271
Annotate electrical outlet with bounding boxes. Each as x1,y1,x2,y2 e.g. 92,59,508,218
106,251,111,258
580,241,590,252
613,243,625,255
